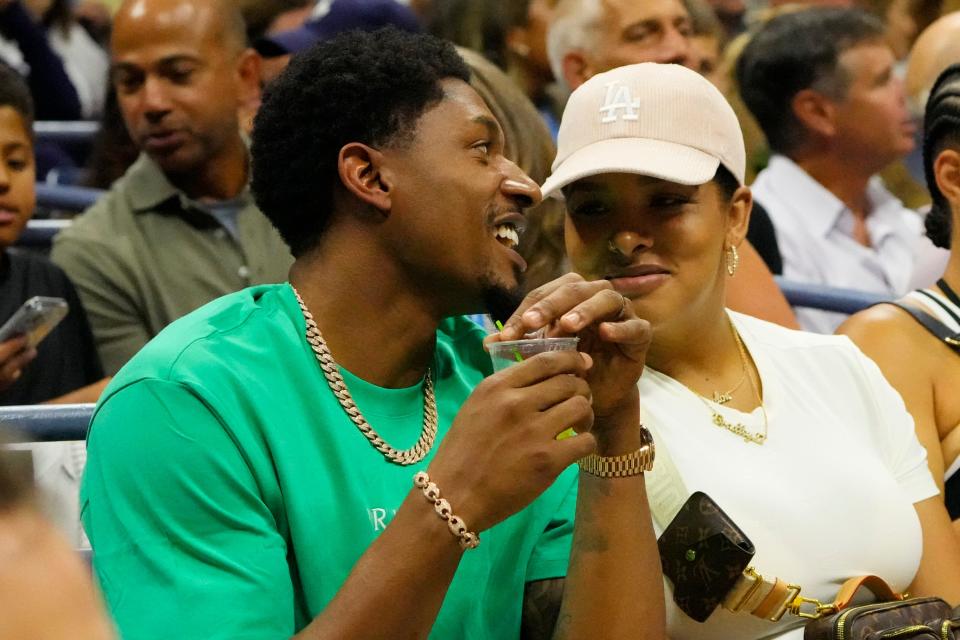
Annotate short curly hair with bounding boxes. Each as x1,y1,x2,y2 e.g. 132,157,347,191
252,27,471,257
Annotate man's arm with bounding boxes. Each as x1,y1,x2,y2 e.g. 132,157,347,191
51,234,150,375
553,403,665,640
497,274,666,640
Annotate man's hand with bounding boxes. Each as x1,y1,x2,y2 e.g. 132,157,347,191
428,349,597,533
490,273,651,420
0,336,37,391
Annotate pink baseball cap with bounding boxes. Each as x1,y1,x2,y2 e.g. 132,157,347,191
541,63,746,199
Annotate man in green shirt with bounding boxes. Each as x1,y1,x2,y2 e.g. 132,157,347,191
51,0,292,375
82,27,665,640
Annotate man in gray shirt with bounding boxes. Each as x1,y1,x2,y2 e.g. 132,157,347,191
52,0,292,374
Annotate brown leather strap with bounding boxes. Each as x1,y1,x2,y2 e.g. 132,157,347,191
831,575,904,610
752,578,791,620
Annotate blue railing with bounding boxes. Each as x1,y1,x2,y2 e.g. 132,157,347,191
16,219,71,248
35,184,103,212
775,277,888,315
0,404,94,441
33,121,100,145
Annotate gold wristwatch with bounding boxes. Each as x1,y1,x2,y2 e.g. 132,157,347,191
578,425,655,478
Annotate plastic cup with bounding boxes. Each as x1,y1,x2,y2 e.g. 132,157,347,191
487,337,580,372
488,337,581,440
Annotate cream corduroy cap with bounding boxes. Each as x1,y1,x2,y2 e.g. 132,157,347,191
541,63,746,199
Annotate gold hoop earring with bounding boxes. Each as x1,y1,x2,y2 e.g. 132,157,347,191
726,245,739,277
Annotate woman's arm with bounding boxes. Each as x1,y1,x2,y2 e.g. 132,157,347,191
909,495,960,604
838,308,945,491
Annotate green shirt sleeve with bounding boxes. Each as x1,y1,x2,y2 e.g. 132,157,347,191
82,378,294,640
524,465,578,583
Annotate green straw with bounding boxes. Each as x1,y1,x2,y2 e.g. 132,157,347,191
495,321,523,362
494,321,576,441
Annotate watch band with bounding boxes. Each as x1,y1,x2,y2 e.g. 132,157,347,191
578,425,655,478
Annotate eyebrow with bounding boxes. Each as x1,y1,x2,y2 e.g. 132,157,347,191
471,114,505,147
111,54,202,74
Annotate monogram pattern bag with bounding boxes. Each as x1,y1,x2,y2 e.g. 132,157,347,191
803,576,959,640
657,491,756,622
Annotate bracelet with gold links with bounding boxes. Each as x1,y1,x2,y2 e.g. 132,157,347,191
578,425,656,478
413,471,480,550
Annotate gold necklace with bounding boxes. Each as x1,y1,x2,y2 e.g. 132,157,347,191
711,362,746,404
293,286,438,465
691,317,768,445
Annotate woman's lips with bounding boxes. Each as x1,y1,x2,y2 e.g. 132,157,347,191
607,272,670,297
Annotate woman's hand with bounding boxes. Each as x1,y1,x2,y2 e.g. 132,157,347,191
488,273,651,422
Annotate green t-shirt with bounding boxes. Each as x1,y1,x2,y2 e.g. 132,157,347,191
81,284,578,640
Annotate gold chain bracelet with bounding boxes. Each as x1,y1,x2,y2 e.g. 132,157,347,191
413,472,480,550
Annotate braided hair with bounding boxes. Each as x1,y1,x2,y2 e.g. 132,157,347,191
923,64,960,249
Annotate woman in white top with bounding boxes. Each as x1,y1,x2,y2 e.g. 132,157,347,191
840,65,960,530
504,62,960,639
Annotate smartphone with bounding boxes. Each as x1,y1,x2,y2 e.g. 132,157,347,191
0,296,69,348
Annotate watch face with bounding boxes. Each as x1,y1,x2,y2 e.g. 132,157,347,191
640,425,656,469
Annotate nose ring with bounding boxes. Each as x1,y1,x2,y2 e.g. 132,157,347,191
608,239,624,257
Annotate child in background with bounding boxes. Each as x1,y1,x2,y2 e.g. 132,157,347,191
0,60,105,405
0,60,108,548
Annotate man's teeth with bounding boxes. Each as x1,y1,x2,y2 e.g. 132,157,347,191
494,224,520,249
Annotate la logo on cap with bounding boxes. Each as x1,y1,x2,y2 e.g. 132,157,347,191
599,82,640,124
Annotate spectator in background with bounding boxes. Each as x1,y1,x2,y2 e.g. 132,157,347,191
863,0,942,66
740,7,932,333
51,0,292,376
904,11,960,189
236,0,311,42
840,65,960,528
426,0,562,137
547,0,799,329
684,0,727,90
0,61,105,406
22,0,110,119
0,61,108,551
547,0,693,93
893,11,960,287
255,0,423,85
0,0,81,121
0,446,115,639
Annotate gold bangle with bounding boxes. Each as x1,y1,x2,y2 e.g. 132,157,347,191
578,425,655,478
413,472,480,550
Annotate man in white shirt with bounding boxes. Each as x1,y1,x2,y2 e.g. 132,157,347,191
738,7,926,333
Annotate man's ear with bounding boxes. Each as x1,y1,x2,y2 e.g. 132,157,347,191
791,88,837,140
235,48,262,109
726,185,753,249
935,148,960,206
562,50,593,91
338,142,392,213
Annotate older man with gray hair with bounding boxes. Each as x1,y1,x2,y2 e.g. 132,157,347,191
547,0,693,92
